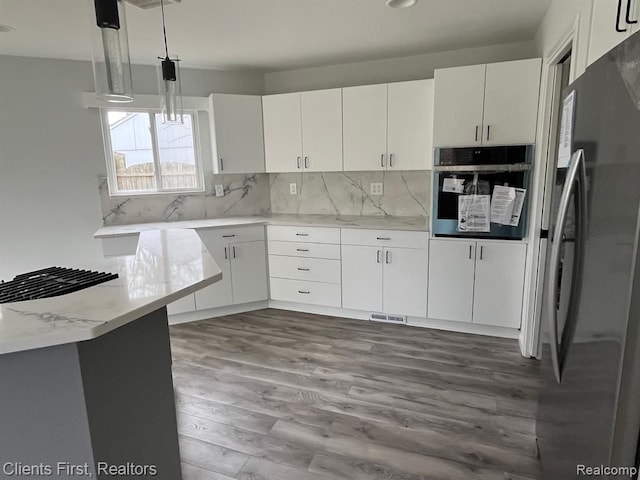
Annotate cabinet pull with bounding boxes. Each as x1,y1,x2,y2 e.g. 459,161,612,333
617,0,629,31
385,251,391,264
480,246,484,260
389,153,394,168
296,248,309,252
304,156,309,169
298,290,310,294
232,246,236,258
220,158,224,171
297,157,301,169
297,267,310,271
486,125,491,141
626,0,638,24
376,250,381,264
376,237,391,240
224,247,228,260
222,234,235,238
475,126,479,142
296,233,309,237
381,153,385,168
469,245,473,259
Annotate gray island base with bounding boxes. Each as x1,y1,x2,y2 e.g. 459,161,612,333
0,307,182,479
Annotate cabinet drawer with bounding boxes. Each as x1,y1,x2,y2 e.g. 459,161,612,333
267,225,340,244
197,225,265,244
341,228,428,248
270,278,341,307
101,234,140,257
269,256,341,284
268,241,341,259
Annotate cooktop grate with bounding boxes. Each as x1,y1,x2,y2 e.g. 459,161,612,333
0,266,119,304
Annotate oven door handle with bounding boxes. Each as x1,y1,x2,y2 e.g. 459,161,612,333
433,163,531,173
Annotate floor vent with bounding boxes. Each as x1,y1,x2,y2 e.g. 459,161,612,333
370,313,407,324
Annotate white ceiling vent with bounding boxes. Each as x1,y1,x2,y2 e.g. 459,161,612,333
124,0,181,10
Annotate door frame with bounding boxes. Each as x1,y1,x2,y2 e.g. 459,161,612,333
520,14,584,358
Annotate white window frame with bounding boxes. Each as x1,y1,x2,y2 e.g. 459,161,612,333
100,108,205,196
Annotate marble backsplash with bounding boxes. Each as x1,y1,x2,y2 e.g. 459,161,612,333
270,171,431,217
99,174,271,226
98,171,431,225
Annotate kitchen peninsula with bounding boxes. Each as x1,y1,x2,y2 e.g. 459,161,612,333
0,229,222,479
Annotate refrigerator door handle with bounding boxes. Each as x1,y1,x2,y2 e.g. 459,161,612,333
546,149,588,383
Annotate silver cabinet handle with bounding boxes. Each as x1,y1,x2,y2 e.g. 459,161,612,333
220,158,224,171
380,153,385,168
626,0,638,24
232,246,236,259
385,251,390,264
296,157,301,169
296,233,309,237
296,248,309,252
486,125,491,141
222,234,235,238
480,246,484,260
475,126,479,142
376,237,391,241
468,245,473,259
298,290,310,294
297,267,310,271
376,250,381,264
389,153,394,168
617,0,629,31
546,149,588,384
224,247,228,260
304,156,309,169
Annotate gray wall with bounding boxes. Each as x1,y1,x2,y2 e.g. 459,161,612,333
0,55,264,281
264,40,537,93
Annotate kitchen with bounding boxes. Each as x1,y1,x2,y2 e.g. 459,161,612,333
1,0,640,478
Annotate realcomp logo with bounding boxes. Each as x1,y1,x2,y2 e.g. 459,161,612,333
577,465,639,477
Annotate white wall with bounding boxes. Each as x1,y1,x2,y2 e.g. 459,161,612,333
0,55,264,281
264,40,537,94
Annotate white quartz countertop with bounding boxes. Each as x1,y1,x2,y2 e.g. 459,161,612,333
93,215,429,238
0,229,222,355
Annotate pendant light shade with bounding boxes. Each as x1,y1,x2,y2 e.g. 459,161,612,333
89,0,134,103
157,0,183,124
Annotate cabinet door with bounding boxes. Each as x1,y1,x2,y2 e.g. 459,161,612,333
263,93,303,173
387,80,434,171
209,94,265,174
341,245,383,312
433,64,486,147
427,239,475,322
301,89,343,172
230,241,268,305
343,84,388,171
167,294,196,315
588,0,634,66
383,247,428,317
482,59,541,146
194,242,232,310
472,242,526,328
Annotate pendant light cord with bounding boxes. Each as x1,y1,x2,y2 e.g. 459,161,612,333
160,0,169,59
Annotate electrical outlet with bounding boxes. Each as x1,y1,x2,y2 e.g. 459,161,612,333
214,184,224,197
290,183,297,195
370,182,383,196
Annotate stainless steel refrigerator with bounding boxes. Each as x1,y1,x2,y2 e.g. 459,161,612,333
536,32,640,478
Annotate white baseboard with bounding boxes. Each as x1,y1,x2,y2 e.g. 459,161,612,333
168,301,269,325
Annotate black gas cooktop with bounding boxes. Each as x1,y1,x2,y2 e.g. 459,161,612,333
0,266,119,304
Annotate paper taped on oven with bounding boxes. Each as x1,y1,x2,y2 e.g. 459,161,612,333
443,177,465,193
490,186,526,226
458,195,490,232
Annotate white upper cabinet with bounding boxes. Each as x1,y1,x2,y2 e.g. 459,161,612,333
209,94,265,174
343,81,434,171
264,89,343,173
433,64,486,148
482,59,542,146
301,89,343,172
588,0,640,66
433,59,541,147
387,79,434,171
263,93,303,173
343,84,388,172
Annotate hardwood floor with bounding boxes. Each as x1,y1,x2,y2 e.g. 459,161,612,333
169,308,542,480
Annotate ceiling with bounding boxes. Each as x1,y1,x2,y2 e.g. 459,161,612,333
0,0,551,72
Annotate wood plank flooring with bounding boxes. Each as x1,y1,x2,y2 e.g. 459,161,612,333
169,308,542,480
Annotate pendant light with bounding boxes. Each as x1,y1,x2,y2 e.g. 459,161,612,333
157,0,183,124
89,0,134,103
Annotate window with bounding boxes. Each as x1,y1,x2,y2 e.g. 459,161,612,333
102,110,204,195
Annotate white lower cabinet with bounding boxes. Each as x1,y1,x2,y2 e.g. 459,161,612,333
342,240,428,318
428,239,526,328
270,278,341,307
230,241,269,305
166,294,196,316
